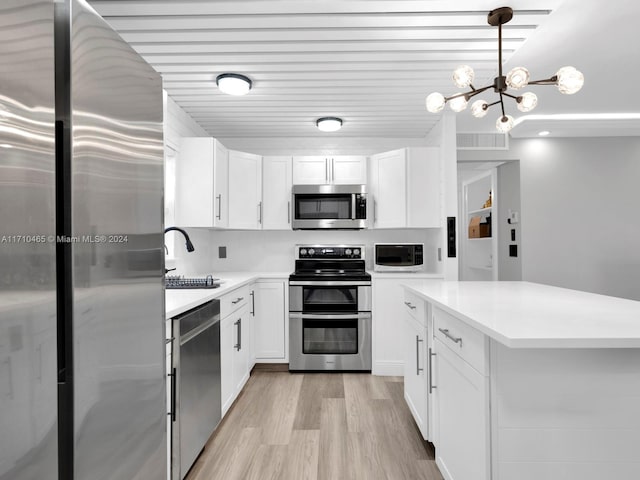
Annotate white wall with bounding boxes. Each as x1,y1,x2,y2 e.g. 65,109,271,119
459,136,640,300
496,161,522,281
163,91,207,150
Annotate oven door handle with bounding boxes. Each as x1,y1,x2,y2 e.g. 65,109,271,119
289,312,372,320
289,280,371,286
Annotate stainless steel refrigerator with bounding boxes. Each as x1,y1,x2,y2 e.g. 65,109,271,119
0,1,166,478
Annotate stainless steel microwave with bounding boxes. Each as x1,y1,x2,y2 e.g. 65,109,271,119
374,243,424,272
292,184,367,230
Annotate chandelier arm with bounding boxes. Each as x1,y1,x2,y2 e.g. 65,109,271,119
443,91,469,102
466,85,493,99
528,75,559,86
485,100,501,108
499,94,506,118
502,92,520,100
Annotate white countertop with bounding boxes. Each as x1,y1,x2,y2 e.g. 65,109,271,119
165,272,289,319
404,281,640,349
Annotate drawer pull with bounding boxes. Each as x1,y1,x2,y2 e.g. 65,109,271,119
231,297,244,304
439,328,463,346
404,301,416,310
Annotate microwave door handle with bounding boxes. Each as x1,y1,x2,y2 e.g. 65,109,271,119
352,194,356,220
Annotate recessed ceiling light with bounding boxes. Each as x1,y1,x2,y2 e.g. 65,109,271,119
538,130,551,136
316,117,342,132
216,73,252,96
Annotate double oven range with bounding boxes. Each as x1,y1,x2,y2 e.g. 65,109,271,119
289,245,372,371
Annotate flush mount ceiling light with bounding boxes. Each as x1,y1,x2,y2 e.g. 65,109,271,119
316,117,343,132
216,73,252,96
426,6,584,133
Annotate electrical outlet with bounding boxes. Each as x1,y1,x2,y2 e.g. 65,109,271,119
218,246,227,259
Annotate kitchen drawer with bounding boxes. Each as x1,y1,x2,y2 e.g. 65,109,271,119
433,307,489,375
220,284,252,319
403,290,427,326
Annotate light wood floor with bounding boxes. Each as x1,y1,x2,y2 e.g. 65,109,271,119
186,370,443,480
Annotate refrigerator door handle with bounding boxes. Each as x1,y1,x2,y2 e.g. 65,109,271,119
2,357,13,400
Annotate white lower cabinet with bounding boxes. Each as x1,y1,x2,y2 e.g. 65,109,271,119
374,276,438,376
432,306,490,480
253,281,287,361
372,278,407,375
402,289,434,442
403,310,430,440
220,286,253,416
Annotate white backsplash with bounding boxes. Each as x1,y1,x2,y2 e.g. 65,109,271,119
172,228,442,276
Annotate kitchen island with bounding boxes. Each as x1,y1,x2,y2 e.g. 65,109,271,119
403,280,640,480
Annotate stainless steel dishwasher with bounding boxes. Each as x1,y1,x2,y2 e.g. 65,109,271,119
170,300,221,480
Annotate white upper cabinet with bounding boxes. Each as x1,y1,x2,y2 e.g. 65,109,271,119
407,147,441,228
261,156,292,230
214,141,230,228
228,150,262,229
369,147,441,229
369,149,406,228
292,156,366,185
176,137,228,228
292,156,327,184
331,156,367,184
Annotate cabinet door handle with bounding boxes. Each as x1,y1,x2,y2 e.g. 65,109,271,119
325,160,329,184
258,202,262,225
234,318,242,351
416,336,424,375
231,296,244,304
438,328,463,346
373,200,377,224
216,194,222,220
250,290,255,316
428,348,436,393
404,301,416,310
287,201,291,224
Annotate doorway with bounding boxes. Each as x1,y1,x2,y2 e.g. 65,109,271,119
457,161,522,281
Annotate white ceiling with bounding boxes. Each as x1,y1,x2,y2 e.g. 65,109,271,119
89,0,640,139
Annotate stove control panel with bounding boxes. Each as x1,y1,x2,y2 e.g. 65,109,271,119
296,245,364,260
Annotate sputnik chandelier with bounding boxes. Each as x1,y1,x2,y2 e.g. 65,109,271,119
425,7,584,133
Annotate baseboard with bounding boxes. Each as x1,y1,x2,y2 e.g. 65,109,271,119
252,363,289,372
372,360,404,376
